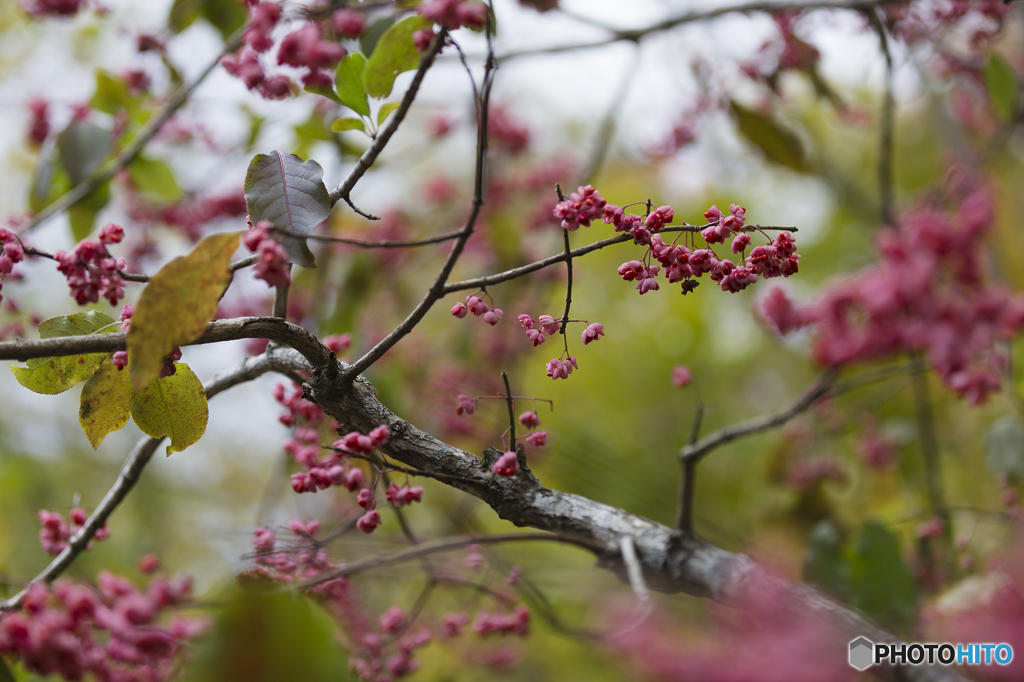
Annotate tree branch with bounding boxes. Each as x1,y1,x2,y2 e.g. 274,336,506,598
339,26,496,381
497,0,911,62
297,360,962,682
328,29,449,209
0,346,309,612
0,316,331,368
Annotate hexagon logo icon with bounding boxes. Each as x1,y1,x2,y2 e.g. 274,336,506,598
849,637,874,671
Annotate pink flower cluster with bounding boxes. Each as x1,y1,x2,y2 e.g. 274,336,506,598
37,508,109,555
473,606,531,636
386,482,424,507
54,223,126,306
350,628,432,681
517,313,561,346
555,186,800,297
419,0,488,30
545,356,577,380
786,455,846,493
0,227,27,305
760,171,1024,404
0,573,202,682
518,410,547,448
26,98,50,146
223,2,362,98
23,0,83,17
126,189,247,242
455,393,475,415
492,451,519,476
244,220,291,288
249,524,336,583
553,185,607,231
452,294,503,325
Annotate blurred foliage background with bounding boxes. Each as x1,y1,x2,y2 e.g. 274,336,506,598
2,0,1024,680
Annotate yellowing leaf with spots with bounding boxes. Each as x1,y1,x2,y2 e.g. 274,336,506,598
132,363,208,455
128,232,240,390
79,356,134,449
10,311,116,394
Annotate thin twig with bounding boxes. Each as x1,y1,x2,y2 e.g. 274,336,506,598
619,536,650,603
497,0,912,62
295,532,602,591
579,45,641,185
870,6,896,225
559,228,573,335
20,31,244,236
680,368,837,463
501,371,517,452
328,29,450,209
340,26,497,381
676,402,705,534
272,227,463,248
0,347,308,612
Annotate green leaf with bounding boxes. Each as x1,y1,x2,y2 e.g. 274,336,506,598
360,16,395,59
79,356,134,449
168,0,202,33
29,152,71,214
200,0,247,40
846,522,916,632
57,120,112,185
377,101,401,127
335,53,371,117
127,232,241,390
0,656,15,682
91,69,131,115
242,105,266,151
361,16,432,99
182,589,348,682
986,417,1024,479
291,114,332,160
9,311,116,395
169,0,245,38
330,117,366,133
132,363,208,455
128,155,184,203
984,53,1020,124
803,520,850,602
731,101,811,173
244,151,331,269
68,180,111,241
304,82,342,105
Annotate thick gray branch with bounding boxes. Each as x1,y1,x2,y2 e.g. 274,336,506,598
301,363,960,682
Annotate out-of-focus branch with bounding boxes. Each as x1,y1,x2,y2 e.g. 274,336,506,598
20,31,244,237
272,227,463,249
869,6,896,225
0,347,309,612
680,368,837,463
498,0,911,61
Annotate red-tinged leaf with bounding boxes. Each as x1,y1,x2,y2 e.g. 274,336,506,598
128,232,241,390
244,151,331,268
79,356,134,449
132,362,208,455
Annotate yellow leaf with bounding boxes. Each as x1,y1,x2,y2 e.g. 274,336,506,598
128,232,241,390
79,357,134,449
132,363,208,455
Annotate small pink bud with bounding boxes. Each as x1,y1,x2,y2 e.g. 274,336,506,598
492,451,519,476
672,366,692,388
